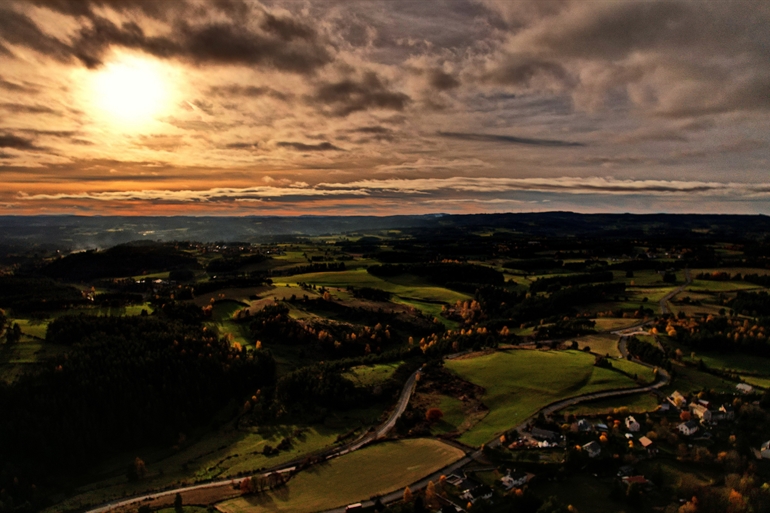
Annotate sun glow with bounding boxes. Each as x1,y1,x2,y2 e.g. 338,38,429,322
89,56,172,129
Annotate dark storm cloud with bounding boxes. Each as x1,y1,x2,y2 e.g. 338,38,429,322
225,141,260,150
0,103,59,115
0,8,72,62
488,0,770,116
1,2,331,74
0,134,40,150
310,72,411,116
485,59,571,88
0,77,38,93
208,84,291,101
276,141,344,152
346,125,396,142
428,69,460,90
24,0,184,19
438,131,584,147
69,15,331,72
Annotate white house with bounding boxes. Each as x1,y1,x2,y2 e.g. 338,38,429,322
678,420,700,436
736,383,754,394
625,416,641,432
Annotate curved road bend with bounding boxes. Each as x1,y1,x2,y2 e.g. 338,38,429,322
83,371,420,513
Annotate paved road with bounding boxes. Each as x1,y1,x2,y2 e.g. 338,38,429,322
84,370,421,513
659,268,692,315
320,357,672,513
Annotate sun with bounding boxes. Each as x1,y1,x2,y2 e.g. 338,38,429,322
90,56,171,129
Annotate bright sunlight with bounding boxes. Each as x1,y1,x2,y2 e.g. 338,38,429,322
89,56,171,129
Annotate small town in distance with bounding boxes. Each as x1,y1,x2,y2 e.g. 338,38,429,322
2,213,770,513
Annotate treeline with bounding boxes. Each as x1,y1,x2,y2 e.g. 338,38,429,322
41,243,199,281
529,271,614,293
193,276,270,295
626,336,670,369
731,291,770,317
507,282,626,324
673,316,770,356
0,275,85,312
205,253,268,273
272,262,346,276
0,315,275,510
350,286,392,301
367,263,504,290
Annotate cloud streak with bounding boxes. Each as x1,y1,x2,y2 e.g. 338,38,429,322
438,131,584,147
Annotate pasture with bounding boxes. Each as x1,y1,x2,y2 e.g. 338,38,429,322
560,392,660,416
343,362,402,388
271,269,470,304
572,333,621,357
445,350,639,446
216,439,464,513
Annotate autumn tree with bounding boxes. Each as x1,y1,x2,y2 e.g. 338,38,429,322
425,480,438,508
403,486,413,503
426,408,444,424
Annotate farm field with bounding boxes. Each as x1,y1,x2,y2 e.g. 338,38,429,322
560,392,660,416
685,280,761,292
216,439,464,513
573,333,621,357
609,358,657,384
271,269,470,304
45,416,381,513
343,362,402,387
591,317,641,332
445,350,640,446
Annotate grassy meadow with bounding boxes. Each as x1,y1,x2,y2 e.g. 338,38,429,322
216,439,464,513
445,350,640,446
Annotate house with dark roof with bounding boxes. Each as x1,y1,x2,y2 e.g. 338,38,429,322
460,484,493,504
531,427,560,442
678,420,700,436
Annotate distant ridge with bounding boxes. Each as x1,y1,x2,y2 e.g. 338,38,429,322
0,212,768,249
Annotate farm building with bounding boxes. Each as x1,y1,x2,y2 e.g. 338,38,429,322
690,403,712,423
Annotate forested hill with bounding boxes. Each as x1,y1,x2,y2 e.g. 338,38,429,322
0,213,768,249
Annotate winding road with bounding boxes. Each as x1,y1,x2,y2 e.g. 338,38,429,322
84,270,694,513
83,370,421,513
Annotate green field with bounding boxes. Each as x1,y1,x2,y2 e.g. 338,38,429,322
272,269,470,304
573,333,621,357
686,280,761,292
445,350,640,446
12,318,50,339
425,394,466,435
45,413,385,513
591,318,641,332
207,300,253,346
609,358,657,384
560,392,660,416
664,364,736,394
216,439,464,513
343,362,402,388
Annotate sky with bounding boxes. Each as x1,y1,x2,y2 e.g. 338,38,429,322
0,0,768,216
